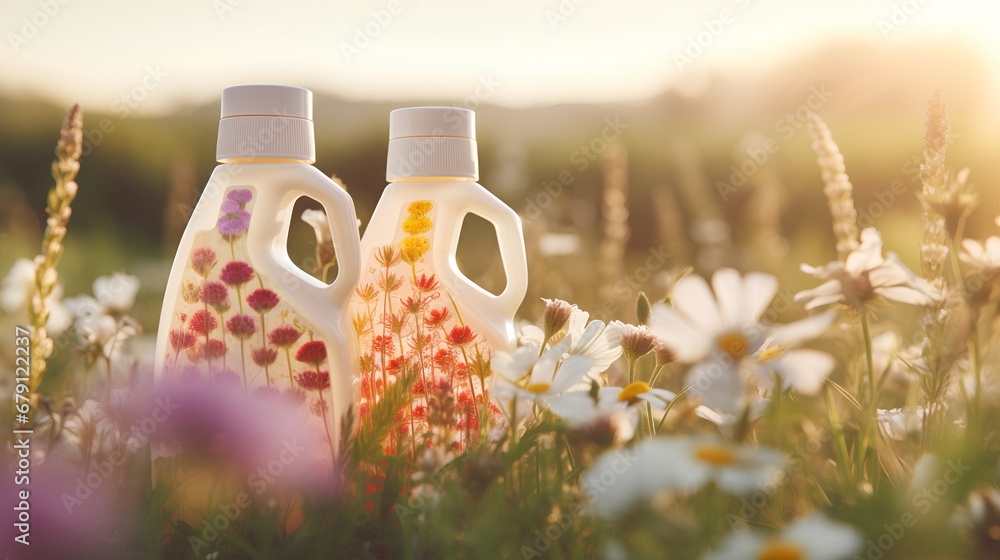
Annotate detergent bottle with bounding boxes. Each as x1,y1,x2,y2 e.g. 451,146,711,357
351,106,527,454
153,84,361,470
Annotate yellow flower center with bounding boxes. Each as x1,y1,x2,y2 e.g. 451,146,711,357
757,540,804,560
757,346,784,363
693,444,737,466
525,383,551,394
717,332,750,359
617,381,652,404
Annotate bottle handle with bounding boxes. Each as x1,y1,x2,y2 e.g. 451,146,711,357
248,172,361,318
449,192,528,320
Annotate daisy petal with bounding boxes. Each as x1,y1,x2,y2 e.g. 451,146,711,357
742,272,779,324
672,274,722,332
649,303,711,362
770,349,835,395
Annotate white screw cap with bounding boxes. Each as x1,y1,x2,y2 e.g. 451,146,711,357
386,106,479,181
216,84,316,163
389,106,475,139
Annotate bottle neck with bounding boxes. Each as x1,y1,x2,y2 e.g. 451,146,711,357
391,176,472,183
219,157,312,165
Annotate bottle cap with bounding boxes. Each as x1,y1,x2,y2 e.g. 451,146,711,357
216,84,316,163
386,106,479,181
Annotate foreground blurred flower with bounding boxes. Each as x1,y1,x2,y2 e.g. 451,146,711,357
582,436,784,517
1,462,124,559
650,268,836,413
703,515,862,560
796,228,937,310
152,376,331,490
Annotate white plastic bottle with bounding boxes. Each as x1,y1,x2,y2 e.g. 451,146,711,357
153,84,360,454
351,106,527,454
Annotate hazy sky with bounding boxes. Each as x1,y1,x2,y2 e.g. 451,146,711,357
1,0,998,114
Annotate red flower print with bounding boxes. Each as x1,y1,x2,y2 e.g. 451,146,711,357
268,325,302,347
296,370,331,392
201,281,230,309
295,340,328,365
412,381,425,395
424,307,452,327
220,261,254,287
433,348,454,369
446,325,476,346
454,363,468,378
246,288,279,313
188,309,218,336
412,405,427,420
386,355,406,376
414,273,438,292
199,339,227,361
226,314,257,339
252,346,278,367
169,329,197,351
191,247,218,277
371,335,394,355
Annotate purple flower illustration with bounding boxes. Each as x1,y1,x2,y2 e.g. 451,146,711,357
217,204,251,238
227,188,253,208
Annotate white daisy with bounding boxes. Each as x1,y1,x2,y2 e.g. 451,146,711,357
795,227,937,310
582,436,785,517
703,515,862,560
598,382,677,410
544,390,638,443
492,337,592,401
649,268,837,414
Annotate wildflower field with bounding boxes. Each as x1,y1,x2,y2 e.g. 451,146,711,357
1,86,998,560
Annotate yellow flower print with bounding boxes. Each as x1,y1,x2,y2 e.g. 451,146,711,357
407,200,433,216
402,214,432,235
400,235,430,264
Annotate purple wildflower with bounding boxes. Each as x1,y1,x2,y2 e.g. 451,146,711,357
227,188,253,207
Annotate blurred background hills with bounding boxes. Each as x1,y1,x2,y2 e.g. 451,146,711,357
2,36,1000,327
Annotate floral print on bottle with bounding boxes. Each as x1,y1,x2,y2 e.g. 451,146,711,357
161,186,338,456
351,201,502,458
